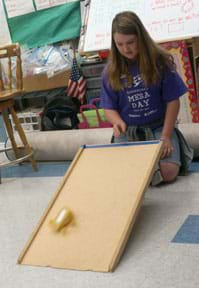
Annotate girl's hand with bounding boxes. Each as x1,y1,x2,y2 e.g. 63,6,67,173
160,137,174,159
104,109,127,137
113,122,127,137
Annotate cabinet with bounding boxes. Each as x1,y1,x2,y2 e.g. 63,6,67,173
81,61,106,104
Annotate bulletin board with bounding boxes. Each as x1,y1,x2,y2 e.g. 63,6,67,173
161,40,199,123
79,0,199,52
2,1,81,48
18,141,162,272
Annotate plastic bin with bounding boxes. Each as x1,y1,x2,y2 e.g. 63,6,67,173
9,111,41,132
86,77,102,89
81,62,106,77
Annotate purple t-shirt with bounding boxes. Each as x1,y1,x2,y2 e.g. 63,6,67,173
100,62,188,126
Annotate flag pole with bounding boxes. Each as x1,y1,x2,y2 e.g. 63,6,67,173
70,39,76,60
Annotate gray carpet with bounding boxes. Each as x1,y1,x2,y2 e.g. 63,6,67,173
0,163,199,288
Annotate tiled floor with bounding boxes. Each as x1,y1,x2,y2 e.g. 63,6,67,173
0,160,199,288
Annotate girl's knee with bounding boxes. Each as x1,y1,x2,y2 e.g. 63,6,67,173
160,162,180,183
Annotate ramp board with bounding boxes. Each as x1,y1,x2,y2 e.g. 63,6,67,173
18,141,162,272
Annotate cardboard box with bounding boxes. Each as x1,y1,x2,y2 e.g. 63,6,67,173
23,70,71,92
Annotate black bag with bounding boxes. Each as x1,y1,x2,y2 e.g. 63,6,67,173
41,94,80,131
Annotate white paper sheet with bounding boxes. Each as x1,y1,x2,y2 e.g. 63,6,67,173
83,0,199,52
0,1,11,45
4,0,35,18
35,0,78,11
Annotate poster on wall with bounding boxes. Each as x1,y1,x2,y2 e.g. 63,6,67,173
7,1,81,48
0,1,11,45
4,0,35,18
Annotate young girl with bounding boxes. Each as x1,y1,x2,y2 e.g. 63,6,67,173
100,11,192,184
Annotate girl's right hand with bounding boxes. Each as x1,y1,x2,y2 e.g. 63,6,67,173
113,122,127,137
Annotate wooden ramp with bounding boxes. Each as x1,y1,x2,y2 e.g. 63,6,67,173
18,141,162,272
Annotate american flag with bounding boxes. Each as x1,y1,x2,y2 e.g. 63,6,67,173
67,57,86,104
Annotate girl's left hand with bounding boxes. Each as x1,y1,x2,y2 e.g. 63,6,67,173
160,137,174,159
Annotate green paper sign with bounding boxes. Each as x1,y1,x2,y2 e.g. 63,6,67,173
4,1,81,48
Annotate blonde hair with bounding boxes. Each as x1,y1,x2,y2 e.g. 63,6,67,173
107,11,176,90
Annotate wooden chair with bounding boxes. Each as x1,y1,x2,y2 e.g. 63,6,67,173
0,43,37,183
